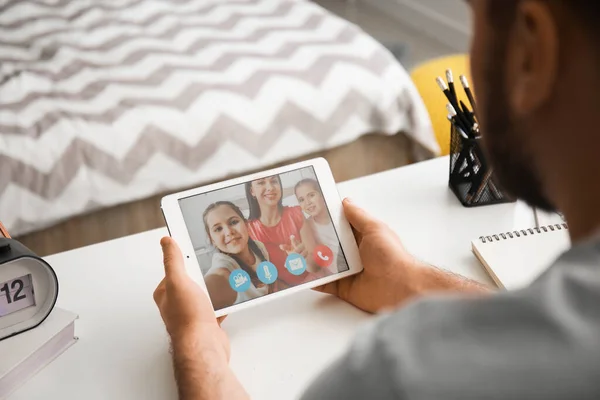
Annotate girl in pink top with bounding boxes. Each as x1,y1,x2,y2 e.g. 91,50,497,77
245,174,317,287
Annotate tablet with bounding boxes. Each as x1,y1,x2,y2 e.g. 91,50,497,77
161,158,363,317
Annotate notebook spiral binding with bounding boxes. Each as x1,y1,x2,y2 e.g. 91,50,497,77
479,223,568,244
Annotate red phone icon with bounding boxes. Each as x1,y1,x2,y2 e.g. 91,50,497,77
313,245,333,268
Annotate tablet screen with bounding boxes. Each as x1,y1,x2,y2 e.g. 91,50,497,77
178,166,350,310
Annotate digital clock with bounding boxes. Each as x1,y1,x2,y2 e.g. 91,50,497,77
0,223,58,341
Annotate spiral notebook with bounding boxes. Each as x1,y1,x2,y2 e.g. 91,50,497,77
472,223,571,290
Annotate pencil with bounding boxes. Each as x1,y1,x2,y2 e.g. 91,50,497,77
436,77,459,110
447,103,472,137
446,69,458,106
460,100,475,125
0,221,10,238
447,115,469,140
459,75,478,117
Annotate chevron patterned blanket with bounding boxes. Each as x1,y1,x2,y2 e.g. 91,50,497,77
0,0,435,237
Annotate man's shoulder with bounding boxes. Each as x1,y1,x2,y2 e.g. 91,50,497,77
302,240,600,400
365,246,600,398
384,238,600,344
552,234,600,268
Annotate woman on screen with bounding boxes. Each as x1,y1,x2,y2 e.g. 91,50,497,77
203,201,273,309
245,175,317,287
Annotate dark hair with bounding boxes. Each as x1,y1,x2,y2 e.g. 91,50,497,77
203,201,269,289
245,175,284,221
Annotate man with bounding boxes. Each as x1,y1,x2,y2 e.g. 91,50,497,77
153,0,600,398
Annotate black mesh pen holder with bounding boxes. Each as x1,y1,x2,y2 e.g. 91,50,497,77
449,124,514,207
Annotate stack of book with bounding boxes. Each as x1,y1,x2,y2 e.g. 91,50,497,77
0,308,78,398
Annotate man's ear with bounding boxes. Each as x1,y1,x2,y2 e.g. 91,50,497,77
508,1,559,116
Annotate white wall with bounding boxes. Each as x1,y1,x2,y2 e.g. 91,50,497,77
417,0,470,27
363,0,472,53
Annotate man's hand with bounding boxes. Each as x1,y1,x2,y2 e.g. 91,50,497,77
315,199,489,313
154,237,228,359
154,237,249,400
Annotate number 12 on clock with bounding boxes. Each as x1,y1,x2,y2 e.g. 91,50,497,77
0,274,36,317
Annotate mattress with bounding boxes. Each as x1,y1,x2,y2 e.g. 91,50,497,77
0,0,436,236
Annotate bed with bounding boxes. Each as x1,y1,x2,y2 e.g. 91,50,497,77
0,0,436,251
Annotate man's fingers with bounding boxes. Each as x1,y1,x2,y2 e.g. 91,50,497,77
351,225,363,245
217,315,227,326
312,281,338,296
343,198,376,235
153,278,166,305
161,237,186,281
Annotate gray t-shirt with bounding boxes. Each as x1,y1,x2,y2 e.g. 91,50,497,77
301,237,600,399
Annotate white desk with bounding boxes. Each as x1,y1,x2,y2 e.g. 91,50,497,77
11,157,541,400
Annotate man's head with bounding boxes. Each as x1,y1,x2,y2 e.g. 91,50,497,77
469,0,600,212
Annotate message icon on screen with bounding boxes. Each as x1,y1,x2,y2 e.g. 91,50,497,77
285,254,307,276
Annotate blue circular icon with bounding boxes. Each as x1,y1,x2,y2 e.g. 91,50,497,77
229,269,251,292
285,253,307,276
257,261,278,284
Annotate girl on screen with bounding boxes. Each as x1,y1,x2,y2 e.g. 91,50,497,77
203,201,273,309
295,179,347,274
245,175,319,286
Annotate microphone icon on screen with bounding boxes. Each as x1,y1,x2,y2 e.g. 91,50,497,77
258,261,277,284
264,265,272,281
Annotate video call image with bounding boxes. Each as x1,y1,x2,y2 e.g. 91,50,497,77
179,167,350,310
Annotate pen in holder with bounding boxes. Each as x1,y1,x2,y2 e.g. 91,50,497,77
449,124,513,207
436,70,513,207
